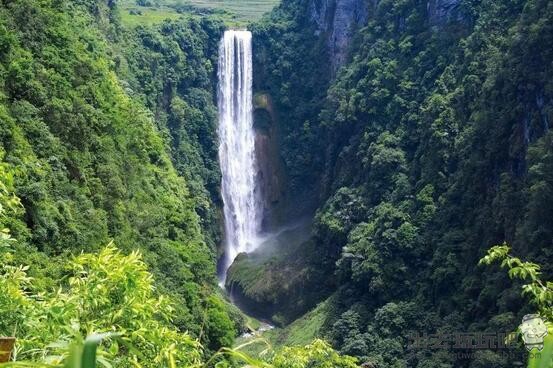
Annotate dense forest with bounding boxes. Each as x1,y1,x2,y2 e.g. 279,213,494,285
229,0,553,366
0,0,240,360
0,0,552,367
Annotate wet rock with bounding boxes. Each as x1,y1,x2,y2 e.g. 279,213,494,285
225,221,325,326
253,93,288,230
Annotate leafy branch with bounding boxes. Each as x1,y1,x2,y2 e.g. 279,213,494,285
479,243,553,321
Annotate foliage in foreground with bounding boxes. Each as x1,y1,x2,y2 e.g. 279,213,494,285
0,163,197,366
207,339,358,368
0,241,357,367
480,244,553,368
1,242,203,367
0,242,356,367
0,167,355,367
480,244,553,321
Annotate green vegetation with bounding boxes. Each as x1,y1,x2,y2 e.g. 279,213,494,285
182,0,280,22
265,300,328,348
120,6,182,27
0,0,355,367
1,242,204,366
0,0,232,359
239,0,553,366
1,0,552,366
0,168,355,366
480,245,553,368
480,244,553,321
117,15,225,252
118,0,280,27
226,222,327,326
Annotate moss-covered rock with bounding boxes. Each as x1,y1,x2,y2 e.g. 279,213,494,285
225,221,332,325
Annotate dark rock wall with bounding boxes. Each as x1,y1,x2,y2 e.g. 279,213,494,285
253,93,288,231
308,0,369,72
426,0,464,25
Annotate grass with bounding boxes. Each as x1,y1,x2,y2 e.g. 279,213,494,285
185,0,279,22
245,315,263,331
119,6,183,27
265,300,328,347
118,0,280,28
233,299,329,358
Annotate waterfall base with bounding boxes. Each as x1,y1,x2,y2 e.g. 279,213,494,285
224,220,327,326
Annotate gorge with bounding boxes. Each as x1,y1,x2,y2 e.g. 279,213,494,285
0,0,552,367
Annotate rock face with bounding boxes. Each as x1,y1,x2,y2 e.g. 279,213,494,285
426,0,463,25
307,0,467,72
225,221,326,326
253,93,288,230
308,0,369,73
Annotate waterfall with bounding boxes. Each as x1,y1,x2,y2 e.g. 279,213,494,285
217,30,261,282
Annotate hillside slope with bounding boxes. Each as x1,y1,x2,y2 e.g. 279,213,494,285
231,0,553,366
0,0,235,351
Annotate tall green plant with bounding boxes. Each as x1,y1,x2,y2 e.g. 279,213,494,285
0,242,203,367
209,339,358,368
480,244,553,368
480,244,553,320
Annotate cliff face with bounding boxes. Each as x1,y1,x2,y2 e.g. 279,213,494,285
426,0,464,25
308,0,369,72
250,0,470,229
253,93,288,230
307,0,465,72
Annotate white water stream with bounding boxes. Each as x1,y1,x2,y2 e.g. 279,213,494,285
217,30,262,282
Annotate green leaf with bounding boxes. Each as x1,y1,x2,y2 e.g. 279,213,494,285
81,333,114,368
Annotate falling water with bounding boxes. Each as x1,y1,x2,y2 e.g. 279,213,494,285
217,30,261,282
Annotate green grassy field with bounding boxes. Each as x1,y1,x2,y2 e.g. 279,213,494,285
119,0,280,27
119,5,182,27
185,0,279,21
